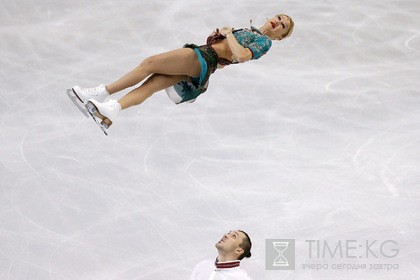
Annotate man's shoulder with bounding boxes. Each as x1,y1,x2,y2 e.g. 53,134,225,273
220,265,251,280
191,260,252,280
237,268,252,279
193,259,214,269
231,267,252,280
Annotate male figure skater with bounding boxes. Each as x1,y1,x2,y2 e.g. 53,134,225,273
189,230,252,280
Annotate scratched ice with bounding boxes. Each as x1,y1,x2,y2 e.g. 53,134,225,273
0,0,419,279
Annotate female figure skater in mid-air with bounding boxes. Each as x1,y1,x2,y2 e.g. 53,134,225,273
68,14,294,132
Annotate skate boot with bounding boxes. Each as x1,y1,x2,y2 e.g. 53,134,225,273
72,84,110,103
86,99,121,129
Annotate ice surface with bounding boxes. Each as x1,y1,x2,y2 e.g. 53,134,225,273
1,0,419,279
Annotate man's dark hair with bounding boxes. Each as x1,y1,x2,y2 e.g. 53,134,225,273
237,230,252,260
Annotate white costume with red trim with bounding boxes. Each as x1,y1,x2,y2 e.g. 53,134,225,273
189,259,251,280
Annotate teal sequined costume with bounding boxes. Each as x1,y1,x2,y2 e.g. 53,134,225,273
166,27,272,104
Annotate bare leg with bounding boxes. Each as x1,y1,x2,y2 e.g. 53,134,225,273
106,48,201,94
118,74,188,110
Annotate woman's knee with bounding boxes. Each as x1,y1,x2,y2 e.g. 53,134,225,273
139,55,160,73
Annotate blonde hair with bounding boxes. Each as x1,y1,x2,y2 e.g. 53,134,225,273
276,14,294,40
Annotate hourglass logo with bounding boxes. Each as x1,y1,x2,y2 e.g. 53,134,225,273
266,239,295,270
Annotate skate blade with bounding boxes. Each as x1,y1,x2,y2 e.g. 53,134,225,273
86,101,109,136
66,89,89,118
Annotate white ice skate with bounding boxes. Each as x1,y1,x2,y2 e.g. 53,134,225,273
66,85,110,117
85,99,121,136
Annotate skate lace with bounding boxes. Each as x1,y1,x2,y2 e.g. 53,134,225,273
105,101,117,109
102,100,120,119
84,85,105,97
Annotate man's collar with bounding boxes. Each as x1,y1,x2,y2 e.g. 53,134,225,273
215,258,241,269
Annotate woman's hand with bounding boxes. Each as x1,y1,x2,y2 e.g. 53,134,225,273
219,26,234,37
209,28,220,37
219,26,252,63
